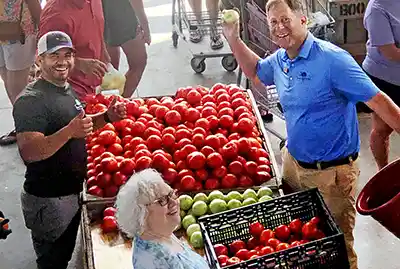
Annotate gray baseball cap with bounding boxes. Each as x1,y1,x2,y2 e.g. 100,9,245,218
37,31,75,55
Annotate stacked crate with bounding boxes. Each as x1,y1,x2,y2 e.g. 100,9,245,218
329,0,369,64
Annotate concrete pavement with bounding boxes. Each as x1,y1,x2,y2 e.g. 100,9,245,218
1,0,400,268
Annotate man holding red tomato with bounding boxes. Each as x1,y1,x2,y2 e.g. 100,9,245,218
223,0,400,268
12,31,126,269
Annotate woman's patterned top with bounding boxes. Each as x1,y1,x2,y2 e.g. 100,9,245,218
133,235,210,269
0,0,37,42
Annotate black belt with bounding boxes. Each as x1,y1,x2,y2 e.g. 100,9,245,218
297,152,359,170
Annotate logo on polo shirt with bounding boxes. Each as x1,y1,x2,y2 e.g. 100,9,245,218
297,71,311,80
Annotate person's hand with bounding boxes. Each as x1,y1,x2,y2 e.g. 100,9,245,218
106,96,127,122
78,58,108,79
138,25,151,45
67,110,93,138
0,211,12,240
222,20,241,44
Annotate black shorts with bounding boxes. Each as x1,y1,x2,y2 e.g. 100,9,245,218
102,0,139,47
367,73,400,106
358,72,400,113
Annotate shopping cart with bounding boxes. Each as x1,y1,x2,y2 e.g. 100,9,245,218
171,0,239,74
236,0,335,142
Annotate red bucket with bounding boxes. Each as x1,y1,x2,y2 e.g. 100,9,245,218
356,158,400,239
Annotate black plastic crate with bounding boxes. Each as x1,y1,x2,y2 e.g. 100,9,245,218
198,188,350,269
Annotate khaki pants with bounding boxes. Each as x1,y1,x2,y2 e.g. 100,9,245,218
281,147,359,269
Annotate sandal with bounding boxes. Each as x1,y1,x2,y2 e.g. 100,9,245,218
0,130,17,146
210,33,224,50
189,26,203,43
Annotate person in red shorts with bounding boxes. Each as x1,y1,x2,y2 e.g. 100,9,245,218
39,0,111,100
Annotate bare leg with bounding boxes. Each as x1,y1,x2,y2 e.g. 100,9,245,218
6,67,30,104
206,0,224,49
187,0,203,42
370,112,394,170
106,45,121,70
0,67,30,146
0,66,7,90
120,36,147,98
188,0,202,21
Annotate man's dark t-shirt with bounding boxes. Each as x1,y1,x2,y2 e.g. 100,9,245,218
13,79,87,198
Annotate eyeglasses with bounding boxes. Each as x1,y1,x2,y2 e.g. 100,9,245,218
152,189,178,207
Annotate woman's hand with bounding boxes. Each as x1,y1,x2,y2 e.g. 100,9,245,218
106,96,127,122
138,25,151,45
222,21,241,44
76,58,108,79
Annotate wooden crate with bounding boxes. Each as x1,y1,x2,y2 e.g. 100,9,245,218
329,0,368,44
329,0,368,61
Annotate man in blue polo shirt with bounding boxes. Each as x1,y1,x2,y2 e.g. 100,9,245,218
223,0,400,268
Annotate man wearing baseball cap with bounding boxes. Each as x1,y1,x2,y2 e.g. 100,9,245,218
39,0,111,100
12,31,125,269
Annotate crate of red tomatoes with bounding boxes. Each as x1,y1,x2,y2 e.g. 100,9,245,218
83,83,281,203
198,188,350,269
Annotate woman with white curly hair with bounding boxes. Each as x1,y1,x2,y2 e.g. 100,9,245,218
116,168,210,269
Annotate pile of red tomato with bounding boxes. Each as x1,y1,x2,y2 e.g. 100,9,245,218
85,83,274,197
214,217,326,267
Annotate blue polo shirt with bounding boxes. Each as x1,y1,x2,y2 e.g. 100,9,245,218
256,33,379,163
